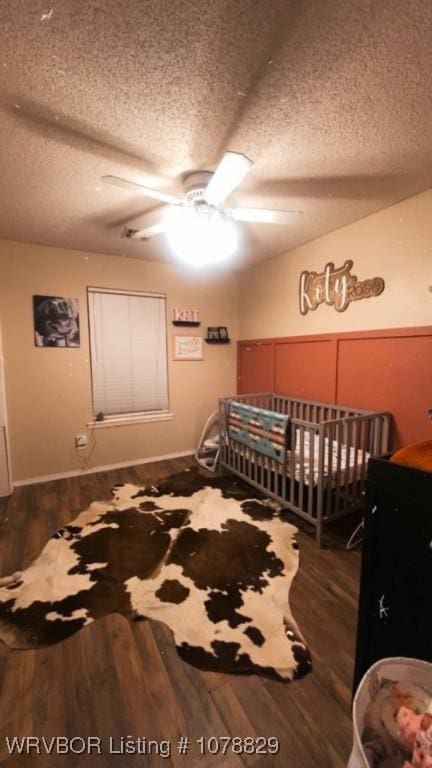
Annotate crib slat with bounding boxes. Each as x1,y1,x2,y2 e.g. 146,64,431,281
298,427,305,512
381,414,390,453
289,422,296,506
316,427,325,546
281,450,287,501
343,420,351,514
253,448,258,485
351,419,359,509
334,421,342,515
325,423,333,519
307,427,314,519
359,420,367,497
273,458,278,497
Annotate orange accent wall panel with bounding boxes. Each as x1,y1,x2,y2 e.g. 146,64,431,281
336,335,432,446
238,342,274,394
238,327,432,448
274,340,336,402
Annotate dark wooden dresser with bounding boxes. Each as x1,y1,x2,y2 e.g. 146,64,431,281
353,454,432,693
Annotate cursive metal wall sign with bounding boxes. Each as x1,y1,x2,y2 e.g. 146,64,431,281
299,260,385,315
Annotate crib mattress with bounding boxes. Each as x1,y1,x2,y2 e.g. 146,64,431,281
228,432,369,487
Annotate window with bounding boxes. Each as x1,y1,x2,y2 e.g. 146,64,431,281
88,288,169,424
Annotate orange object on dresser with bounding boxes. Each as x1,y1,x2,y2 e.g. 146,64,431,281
391,440,432,473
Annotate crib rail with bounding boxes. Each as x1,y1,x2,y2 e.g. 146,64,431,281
218,392,391,546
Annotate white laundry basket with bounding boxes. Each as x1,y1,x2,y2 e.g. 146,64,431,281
347,657,432,767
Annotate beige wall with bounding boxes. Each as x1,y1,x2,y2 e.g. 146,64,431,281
239,189,432,340
0,239,239,482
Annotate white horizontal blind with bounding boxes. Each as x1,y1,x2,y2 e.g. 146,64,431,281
88,289,168,417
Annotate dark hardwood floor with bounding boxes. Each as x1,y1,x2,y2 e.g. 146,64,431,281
0,457,360,767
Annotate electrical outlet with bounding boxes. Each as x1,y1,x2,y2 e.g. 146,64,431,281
75,435,88,449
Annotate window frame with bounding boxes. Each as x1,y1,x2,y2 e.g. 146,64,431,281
87,286,172,427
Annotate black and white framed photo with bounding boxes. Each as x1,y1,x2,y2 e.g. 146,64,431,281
33,296,80,347
207,326,220,340
218,326,229,340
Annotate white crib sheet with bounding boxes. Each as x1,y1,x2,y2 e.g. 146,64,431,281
292,431,369,486
229,431,369,487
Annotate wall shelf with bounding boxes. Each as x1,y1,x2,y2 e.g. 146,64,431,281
172,320,201,327
205,338,231,344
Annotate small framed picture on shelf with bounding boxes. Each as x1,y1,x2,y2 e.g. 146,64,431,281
218,326,229,340
207,326,220,340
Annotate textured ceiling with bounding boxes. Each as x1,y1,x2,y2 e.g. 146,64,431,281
1,0,432,269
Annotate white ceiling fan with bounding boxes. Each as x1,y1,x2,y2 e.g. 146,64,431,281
102,151,303,243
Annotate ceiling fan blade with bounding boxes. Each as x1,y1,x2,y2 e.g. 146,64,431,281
121,203,173,241
124,221,167,241
205,152,253,206
102,175,183,205
228,207,303,224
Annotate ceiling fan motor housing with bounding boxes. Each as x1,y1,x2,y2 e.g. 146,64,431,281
183,171,213,205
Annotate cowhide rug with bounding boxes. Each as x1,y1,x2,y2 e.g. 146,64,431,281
0,470,311,682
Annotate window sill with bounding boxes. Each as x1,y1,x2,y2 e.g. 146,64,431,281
87,411,174,429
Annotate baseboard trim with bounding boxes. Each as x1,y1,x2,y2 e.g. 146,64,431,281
13,449,195,488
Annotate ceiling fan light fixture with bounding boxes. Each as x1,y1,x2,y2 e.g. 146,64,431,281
166,206,238,267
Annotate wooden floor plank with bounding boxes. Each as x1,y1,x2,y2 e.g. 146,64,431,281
150,622,244,767
0,651,35,763
227,675,319,768
209,682,264,767
266,670,353,765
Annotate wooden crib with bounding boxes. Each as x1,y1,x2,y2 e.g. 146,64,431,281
218,393,391,547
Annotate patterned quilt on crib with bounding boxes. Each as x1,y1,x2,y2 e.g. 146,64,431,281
228,402,289,463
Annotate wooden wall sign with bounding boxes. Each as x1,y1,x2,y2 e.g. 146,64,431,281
173,308,199,322
299,260,385,315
